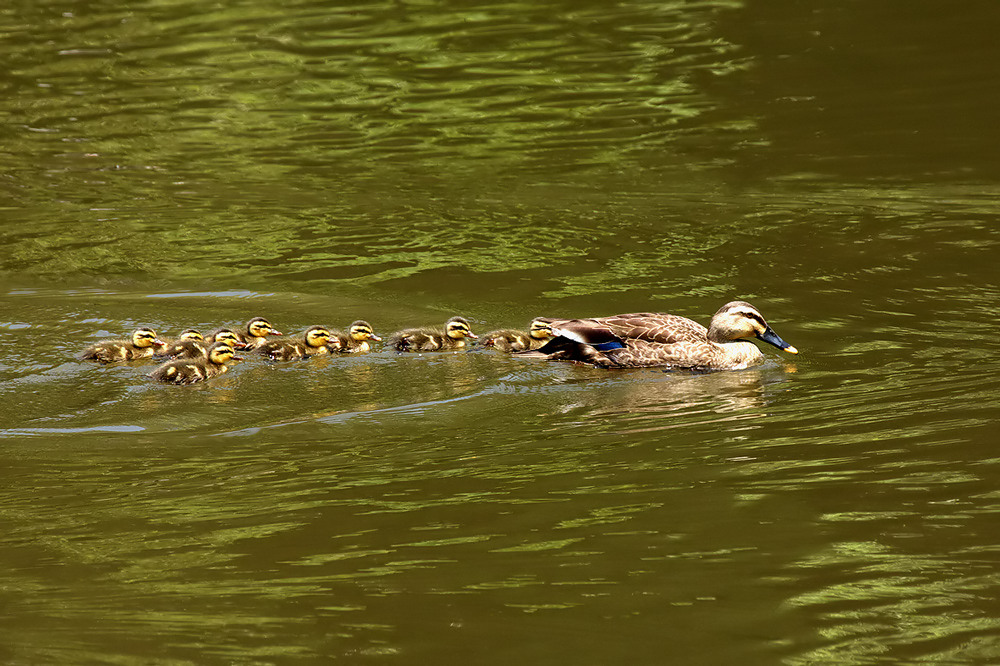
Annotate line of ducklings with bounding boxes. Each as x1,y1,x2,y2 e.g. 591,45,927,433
80,316,555,385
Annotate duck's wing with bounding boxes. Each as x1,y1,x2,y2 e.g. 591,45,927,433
535,313,706,347
592,313,707,344
520,313,712,368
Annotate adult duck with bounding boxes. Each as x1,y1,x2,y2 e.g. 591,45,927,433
518,301,797,370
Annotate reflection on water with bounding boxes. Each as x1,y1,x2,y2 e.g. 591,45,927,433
529,366,789,433
4,0,1000,662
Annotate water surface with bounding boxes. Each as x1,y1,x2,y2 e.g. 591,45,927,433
3,1,1000,663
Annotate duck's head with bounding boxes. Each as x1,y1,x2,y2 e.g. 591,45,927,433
349,320,381,342
708,301,798,354
246,317,282,339
445,316,477,340
133,328,166,349
178,329,204,342
207,342,242,364
213,329,248,350
303,326,334,348
528,319,554,341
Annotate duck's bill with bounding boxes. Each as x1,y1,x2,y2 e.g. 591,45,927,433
369,335,382,341
758,327,798,354
270,330,284,336
467,333,479,339
231,355,245,361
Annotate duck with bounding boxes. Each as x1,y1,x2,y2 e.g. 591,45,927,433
480,319,554,352
155,329,206,360
149,341,243,385
80,327,166,363
241,317,283,349
329,320,382,353
206,318,282,349
203,328,248,349
256,325,335,361
208,329,248,350
518,301,798,370
388,316,478,352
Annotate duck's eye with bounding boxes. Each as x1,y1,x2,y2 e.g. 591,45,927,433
741,312,767,330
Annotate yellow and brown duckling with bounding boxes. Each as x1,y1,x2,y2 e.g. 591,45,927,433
388,316,478,352
155,329,206,360
205,318,281,349
242,317,283,349
518,301,798,370
256,325,335,361
329,320,381,353
80,327,166,363
481,319,554,352
149,341,243,385
203,328,249,349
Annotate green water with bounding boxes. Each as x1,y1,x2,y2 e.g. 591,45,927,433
3,1,1000,663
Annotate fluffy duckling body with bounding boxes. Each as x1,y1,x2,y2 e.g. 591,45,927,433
149,342,243,385
519,301,798,370
156,329,206,360
388,316,478,352
80,327,166,363
256,325,335,361
481,319,554,352
329,320,381,353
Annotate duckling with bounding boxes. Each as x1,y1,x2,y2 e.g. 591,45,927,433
329,320,382,353
155,329,206,360
519,301,798,370
256,325,335,361
149,342,243,385
242,317,283,349
481,319,554,352
388,316,478,352
203,328,248,349
80,327,166,363
205,318,281,349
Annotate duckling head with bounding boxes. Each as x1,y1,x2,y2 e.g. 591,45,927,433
303,326,334,348
133,327,166,349
445,316,478,340
529,319,554,341
213,329,248,350
178,329,204,342
709,301,798,354
247,317,282,338
207,342,242,365
349,320,381,342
